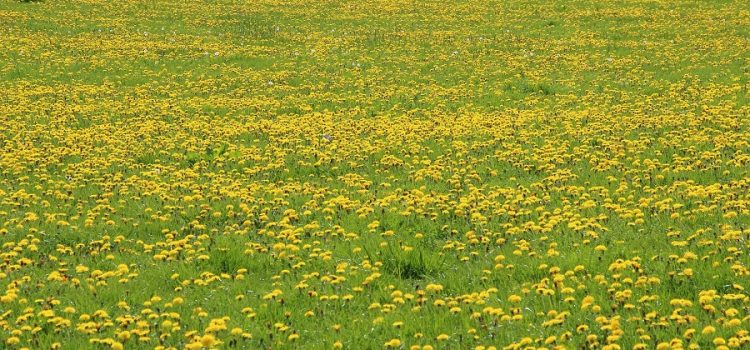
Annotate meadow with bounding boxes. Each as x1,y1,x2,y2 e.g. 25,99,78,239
0,0,749,349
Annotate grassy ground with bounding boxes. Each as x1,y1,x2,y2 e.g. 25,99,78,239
0,0,749,349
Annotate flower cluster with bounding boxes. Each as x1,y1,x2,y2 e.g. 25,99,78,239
0,0,749,349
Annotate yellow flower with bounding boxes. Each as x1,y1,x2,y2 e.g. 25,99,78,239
384,339,402,348
201,334,216,347
425,284,444,292
701,325,716,335
185,342,202,350
117,331,131,341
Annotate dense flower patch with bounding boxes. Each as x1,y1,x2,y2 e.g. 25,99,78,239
0,0,749,349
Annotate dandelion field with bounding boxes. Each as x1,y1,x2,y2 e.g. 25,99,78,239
1,0,750,349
